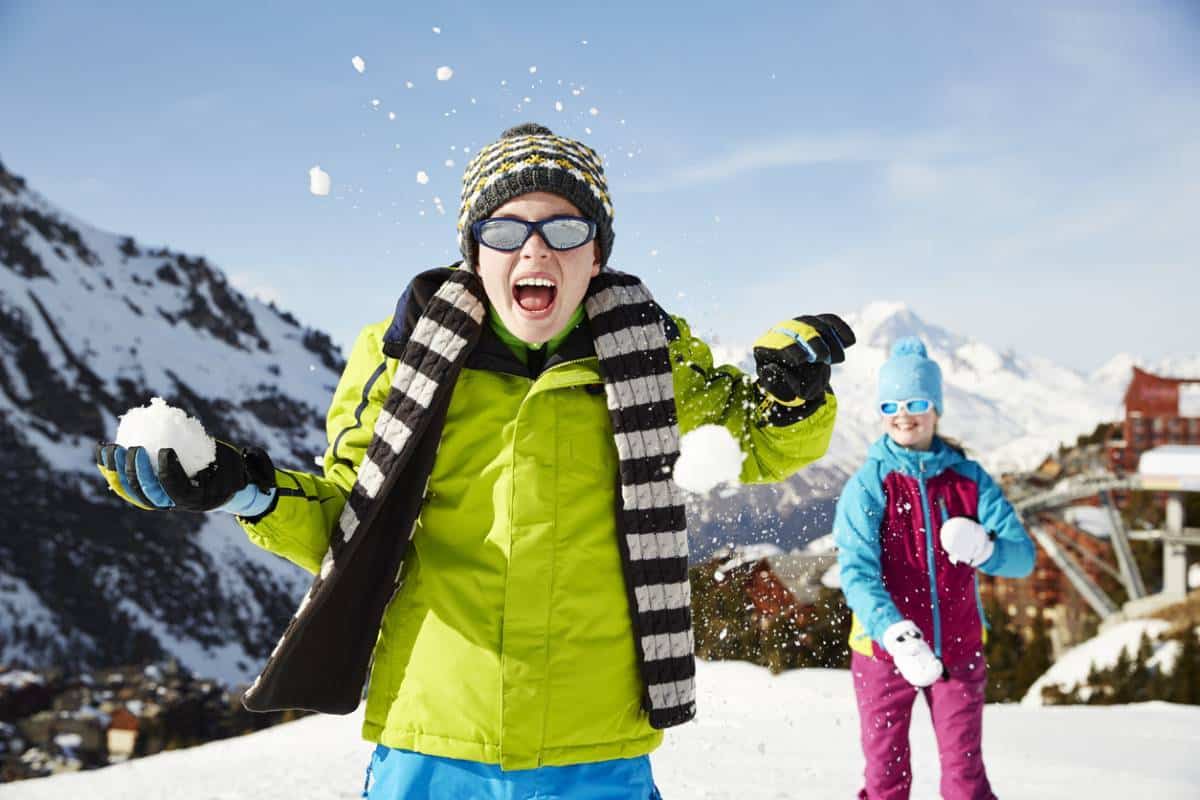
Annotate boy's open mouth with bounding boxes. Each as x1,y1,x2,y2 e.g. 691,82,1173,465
512,276,557,314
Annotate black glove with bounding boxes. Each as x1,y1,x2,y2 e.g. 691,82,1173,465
96,440,275,513
753,314,856,424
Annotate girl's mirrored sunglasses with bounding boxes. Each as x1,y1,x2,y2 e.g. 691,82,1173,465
879,398,934,416
472,215,597,252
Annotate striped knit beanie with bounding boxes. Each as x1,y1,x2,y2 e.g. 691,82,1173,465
457,123,614,269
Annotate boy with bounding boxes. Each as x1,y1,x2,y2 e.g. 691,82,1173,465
97,123,853,797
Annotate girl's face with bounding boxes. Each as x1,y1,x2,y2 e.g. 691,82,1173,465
883,406,938,451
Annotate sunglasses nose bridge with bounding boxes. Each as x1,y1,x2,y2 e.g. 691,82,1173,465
519,225,553,257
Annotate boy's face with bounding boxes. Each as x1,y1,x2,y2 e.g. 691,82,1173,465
882,407,938,451
475,192,601,344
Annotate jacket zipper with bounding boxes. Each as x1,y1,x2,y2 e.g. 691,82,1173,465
916,460,943,659
938,495,990,634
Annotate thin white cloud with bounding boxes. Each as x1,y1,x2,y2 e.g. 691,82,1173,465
627,130,964,192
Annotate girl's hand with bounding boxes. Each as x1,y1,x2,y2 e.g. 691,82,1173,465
940,517,995,567
883,620,943,687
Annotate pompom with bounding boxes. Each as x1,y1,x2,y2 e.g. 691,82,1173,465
502,122,554,138
890,336,928,358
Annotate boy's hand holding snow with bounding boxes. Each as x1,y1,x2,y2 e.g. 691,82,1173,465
96,440,276,515
95,397,275,516
882,620,943,687
753,314,855,424
940,517,995,567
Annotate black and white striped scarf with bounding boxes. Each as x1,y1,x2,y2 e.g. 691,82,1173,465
244,269,695,729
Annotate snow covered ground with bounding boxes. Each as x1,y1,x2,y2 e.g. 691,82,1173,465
5,660,1197,799
1022,619,1179,706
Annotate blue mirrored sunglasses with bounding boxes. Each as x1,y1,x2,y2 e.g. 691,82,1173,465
879,398,934,416
471,215,597,252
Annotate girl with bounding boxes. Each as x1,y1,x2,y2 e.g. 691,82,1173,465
834,337,1034,800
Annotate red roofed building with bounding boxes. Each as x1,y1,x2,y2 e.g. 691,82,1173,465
1107,367,1200,473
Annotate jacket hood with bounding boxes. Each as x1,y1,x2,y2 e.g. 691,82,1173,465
866,434,966,478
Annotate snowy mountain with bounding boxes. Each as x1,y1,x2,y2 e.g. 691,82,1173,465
0,159,345,684
5,660,1198,799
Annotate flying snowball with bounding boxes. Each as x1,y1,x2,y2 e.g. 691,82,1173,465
416,171,430,185
673,424,745,494
351,56,366,74
308,166,331,196
436,66,454,81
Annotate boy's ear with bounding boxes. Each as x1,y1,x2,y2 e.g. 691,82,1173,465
590,241,601,276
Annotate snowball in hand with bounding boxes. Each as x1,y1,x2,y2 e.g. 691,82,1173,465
672,424,745,494
309,166,331,196
115,397,216,478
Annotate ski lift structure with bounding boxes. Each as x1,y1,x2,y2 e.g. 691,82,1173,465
1012,445,1200,622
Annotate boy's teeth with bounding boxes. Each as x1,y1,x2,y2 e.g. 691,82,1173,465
515,277,555,287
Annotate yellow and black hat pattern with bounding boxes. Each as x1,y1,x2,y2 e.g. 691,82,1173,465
457,123,614,268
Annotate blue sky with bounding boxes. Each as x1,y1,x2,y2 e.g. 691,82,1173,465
2,0,1197,371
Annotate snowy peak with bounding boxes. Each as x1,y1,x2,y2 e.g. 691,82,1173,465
0,159,351,685
848,300,967,357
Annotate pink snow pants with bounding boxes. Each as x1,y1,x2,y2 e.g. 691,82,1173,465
851,651,996,800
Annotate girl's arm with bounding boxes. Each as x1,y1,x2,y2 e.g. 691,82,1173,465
972,466,1036,578
834,470,905,642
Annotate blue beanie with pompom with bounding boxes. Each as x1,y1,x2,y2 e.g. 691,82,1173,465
878,336,943,414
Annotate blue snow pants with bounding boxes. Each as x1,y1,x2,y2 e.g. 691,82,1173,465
362,745,664,799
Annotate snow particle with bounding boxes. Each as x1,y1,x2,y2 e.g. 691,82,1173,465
588,107,599,116
405,80,415,89
444,159,455,167
308,165,331,196
351,56,366,74
388,111,396,120
370,98,381,108
432,26,442,34
436,66,454,81
416,171,430,184
554,100,564,112
529,65,538,74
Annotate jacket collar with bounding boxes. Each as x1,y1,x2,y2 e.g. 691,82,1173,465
867,434,965,478
465,309,595,379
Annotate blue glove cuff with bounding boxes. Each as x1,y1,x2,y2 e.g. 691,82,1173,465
217,484,276,517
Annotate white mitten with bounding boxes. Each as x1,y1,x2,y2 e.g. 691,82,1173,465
882,620,943,687
940,516,995,567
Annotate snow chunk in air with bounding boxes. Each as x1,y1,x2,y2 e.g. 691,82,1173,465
308,166,331,196
351,56,365,74
115,397,215,478
673,424,744,494
436,66,454,81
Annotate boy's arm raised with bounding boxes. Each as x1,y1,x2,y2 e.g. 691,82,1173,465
666,313,839,484
237,320,393,575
